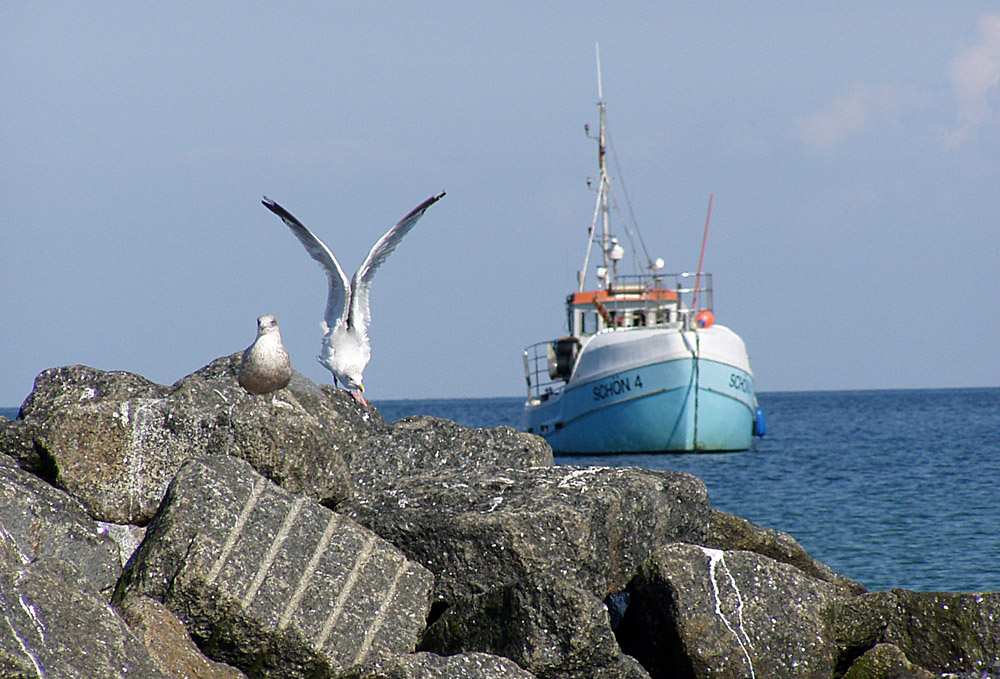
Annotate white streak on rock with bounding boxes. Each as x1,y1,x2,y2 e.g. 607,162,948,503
280,512,342,630
18,596,45,644
700,546,755,679
243,496,305,608
316,533,377,649
207,476,268,584
353,552,408,665
1,592,46,678
0,526,31,564
557,467,601,489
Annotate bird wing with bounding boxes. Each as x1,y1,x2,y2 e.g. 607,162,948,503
349,192,445,334
262,197,351,330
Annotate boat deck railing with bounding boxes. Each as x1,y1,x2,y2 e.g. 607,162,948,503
523,341,567,404
524,273,716,402
606,272,713,314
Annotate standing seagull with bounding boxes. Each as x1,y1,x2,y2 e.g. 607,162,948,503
261,192,445,405
239,314,292,396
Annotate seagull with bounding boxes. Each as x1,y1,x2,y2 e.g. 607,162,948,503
261,192,445,406
238,314,292,396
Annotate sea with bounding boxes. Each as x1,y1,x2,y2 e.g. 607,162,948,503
3,387,998,593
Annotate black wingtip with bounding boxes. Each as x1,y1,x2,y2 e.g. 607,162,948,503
261,196,285,216
422,191,446,210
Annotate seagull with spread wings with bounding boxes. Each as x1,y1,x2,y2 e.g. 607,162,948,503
261,192,445,405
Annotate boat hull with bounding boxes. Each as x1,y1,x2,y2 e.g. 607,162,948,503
524,325,755,453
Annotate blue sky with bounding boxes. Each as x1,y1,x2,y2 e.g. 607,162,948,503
2,4,999,406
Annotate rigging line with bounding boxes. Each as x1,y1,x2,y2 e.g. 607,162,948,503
603,181,645,272
606,125,653,267
579,175,605,292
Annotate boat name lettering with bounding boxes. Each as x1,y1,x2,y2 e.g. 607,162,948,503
592,373,643,401
728,373,751,394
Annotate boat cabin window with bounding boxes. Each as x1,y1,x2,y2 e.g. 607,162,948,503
571,300,679,335
571,309,601,336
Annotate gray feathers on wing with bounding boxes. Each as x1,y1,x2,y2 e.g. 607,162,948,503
261,197,351,331
261,192,446,337
350,191,446,335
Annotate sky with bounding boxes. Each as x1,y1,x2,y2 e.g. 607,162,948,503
2,3,1000,406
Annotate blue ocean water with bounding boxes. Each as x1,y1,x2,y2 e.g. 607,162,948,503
375,389,1000,593
4,388,998,592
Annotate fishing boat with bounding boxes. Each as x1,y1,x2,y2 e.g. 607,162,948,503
522,54,764,454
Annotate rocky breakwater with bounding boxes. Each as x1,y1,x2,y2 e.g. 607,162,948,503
0,354,997,679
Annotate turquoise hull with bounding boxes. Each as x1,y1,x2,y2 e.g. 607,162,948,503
525,353,755,453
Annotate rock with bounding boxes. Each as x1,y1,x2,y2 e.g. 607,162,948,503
8,356,1000,678
419,571,650,679
117,594,249,679
705,509,866,597
833,591,899,674
99,521,147,568
0,557,169,679
887,589,1000,675
4,357,552,526
0,416,46,476
351,415,553,489
341,652,537,678
616,542,842,679
19,364,165,420
0,451,122,596
339,465,710,607
115,454,434,678
6,357,355,524
834,589,1000,676
842,643,936,679
169,355,386,471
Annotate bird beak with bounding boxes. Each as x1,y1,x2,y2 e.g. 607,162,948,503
359,383,365,393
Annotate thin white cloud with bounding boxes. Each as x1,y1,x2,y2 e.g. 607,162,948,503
795,84,919,152
946,12,1000,147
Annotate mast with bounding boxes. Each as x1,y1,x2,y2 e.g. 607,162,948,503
579,43,616,292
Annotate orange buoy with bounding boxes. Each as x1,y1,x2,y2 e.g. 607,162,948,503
696,310,715,328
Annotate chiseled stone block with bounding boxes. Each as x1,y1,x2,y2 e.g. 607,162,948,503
116,454,433,678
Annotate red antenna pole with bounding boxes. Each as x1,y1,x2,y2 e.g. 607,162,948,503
692,194,712,311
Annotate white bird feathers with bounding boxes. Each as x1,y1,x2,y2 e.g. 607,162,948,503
261,192,445,403
238,314,292,395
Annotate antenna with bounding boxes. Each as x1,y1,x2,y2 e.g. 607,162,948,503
595,42,603,102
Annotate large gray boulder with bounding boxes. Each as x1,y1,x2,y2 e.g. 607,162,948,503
834,589,1000,676
6,357,358,523
0,557,169,679
706,509,866,597
419,571,649,679
351,415,553,489
616,542,843,679
115,454,434,678
341,652,537,678
339,465,710,607
0,452,122,596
